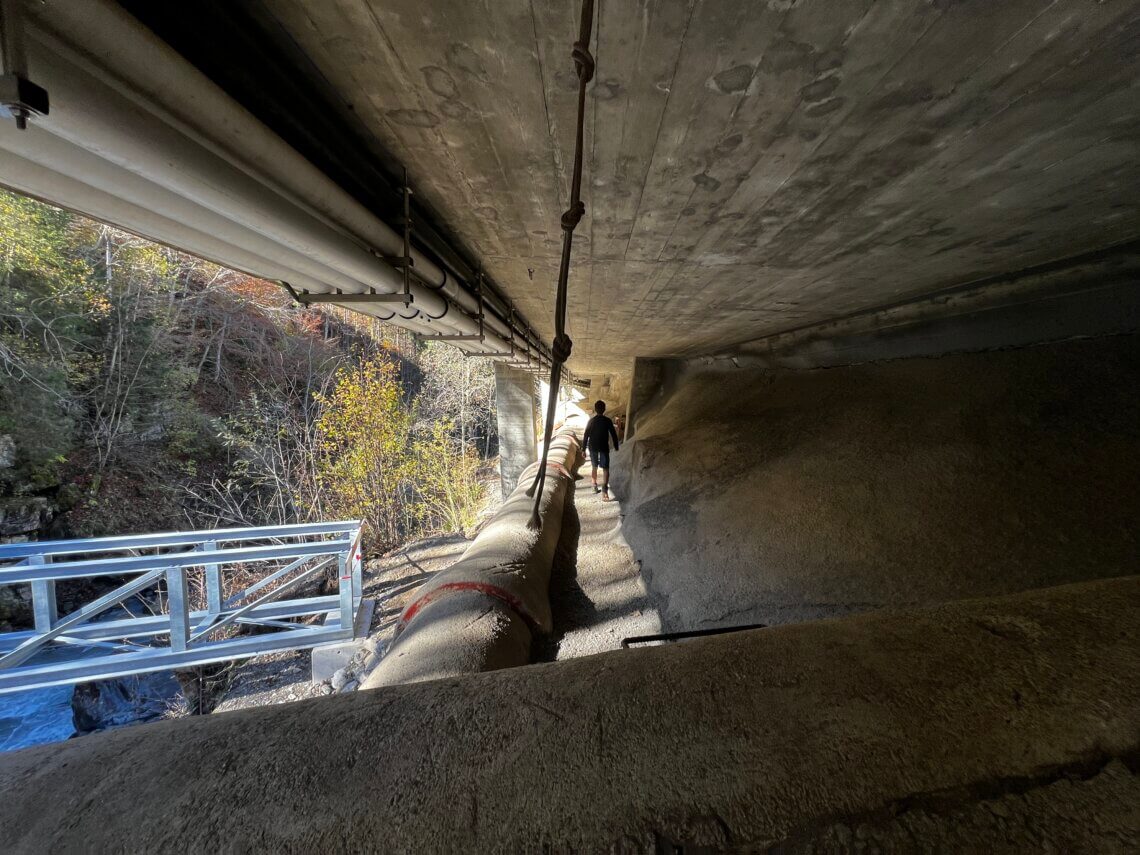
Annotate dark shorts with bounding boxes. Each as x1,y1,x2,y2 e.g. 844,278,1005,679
590,449,610,469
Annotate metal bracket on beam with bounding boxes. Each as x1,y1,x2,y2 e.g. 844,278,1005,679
0,0,49,130
297,291,411,304
418,270,486,342
280,281,411,306
415,332,484,342
0,74,48,129
379,167,414,304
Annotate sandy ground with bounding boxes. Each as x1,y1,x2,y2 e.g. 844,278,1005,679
615,335,1140,630
535,478,661,661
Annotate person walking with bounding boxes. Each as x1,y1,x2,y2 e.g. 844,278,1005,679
583,400,620,501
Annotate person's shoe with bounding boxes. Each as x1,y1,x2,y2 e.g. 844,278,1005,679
602,490,611,502
593,482,600,493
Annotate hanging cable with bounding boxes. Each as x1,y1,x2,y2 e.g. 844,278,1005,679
525,0,595,529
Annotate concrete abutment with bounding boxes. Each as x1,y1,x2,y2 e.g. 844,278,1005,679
493,363,537,500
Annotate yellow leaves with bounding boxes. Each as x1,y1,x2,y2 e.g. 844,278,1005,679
308,354,485,548
311,356,416,547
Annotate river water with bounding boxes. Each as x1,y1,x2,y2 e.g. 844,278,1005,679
0,685,74,752
0,600,163,753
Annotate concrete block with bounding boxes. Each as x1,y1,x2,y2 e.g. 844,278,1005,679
4,577,1138,852
311,597,374,683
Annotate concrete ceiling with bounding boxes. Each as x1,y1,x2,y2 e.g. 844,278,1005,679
251,0,1140,373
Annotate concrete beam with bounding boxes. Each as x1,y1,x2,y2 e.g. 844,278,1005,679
310,598,376,683
213,0,1140,372
0,577,1136,851
493,363,537,499
710,242,1140,370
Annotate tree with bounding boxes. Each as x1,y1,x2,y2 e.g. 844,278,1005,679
312,356,414,549
416,341,496,456
0,192,92,487
0,188,494,553
413,419,484,533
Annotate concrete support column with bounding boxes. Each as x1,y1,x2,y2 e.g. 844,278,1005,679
627,357,667,441
494,363,538,498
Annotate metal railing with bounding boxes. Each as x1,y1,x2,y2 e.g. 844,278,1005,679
0,521,364,693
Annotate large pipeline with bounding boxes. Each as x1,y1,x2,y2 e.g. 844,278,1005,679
0,0,551,369
0,138,500,348
362,432,583,688
37,0,551,362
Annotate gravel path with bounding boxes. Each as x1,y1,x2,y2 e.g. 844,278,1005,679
214,533,471,713
536,478,661,661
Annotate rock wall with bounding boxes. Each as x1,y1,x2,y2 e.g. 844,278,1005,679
613,334,1139,629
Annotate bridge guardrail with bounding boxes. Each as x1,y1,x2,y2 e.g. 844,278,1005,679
0,521,364,693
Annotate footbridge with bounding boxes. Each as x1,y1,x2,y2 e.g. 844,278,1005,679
0,522,364,693
0,0,1138,850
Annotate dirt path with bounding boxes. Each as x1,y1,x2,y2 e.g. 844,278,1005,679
536,478,661,661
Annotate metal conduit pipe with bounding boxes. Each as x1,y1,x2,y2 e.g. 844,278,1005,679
0,152,496,349
2,3,550,367
0,126,378,296
0,151,336,295
0,134,519,353
27,0,553,364
324,297,535,363
21,33,452,318
0,130,527,363
18,0,547,362
337,304,465,341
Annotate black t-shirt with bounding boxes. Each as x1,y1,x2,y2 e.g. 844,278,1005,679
584,415,619,453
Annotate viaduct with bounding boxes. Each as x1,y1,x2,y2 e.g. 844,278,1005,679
1,0,1137,850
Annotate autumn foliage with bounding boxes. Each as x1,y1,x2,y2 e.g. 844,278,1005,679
310,357,483,549
0,189,494,551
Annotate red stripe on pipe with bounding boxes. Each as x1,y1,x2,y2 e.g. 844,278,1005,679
399,581,538,632
517,461,574,487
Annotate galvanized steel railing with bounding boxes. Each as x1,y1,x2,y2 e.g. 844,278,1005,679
0,521,364,693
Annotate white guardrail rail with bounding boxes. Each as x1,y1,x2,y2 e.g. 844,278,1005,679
0,521,364,693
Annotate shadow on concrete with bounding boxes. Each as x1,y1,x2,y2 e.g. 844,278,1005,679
531,487,595,663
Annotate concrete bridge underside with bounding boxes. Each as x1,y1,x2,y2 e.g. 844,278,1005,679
1,1,1138,851
125,0,1140,374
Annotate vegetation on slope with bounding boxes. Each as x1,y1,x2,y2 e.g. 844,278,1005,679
0,189,496,556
